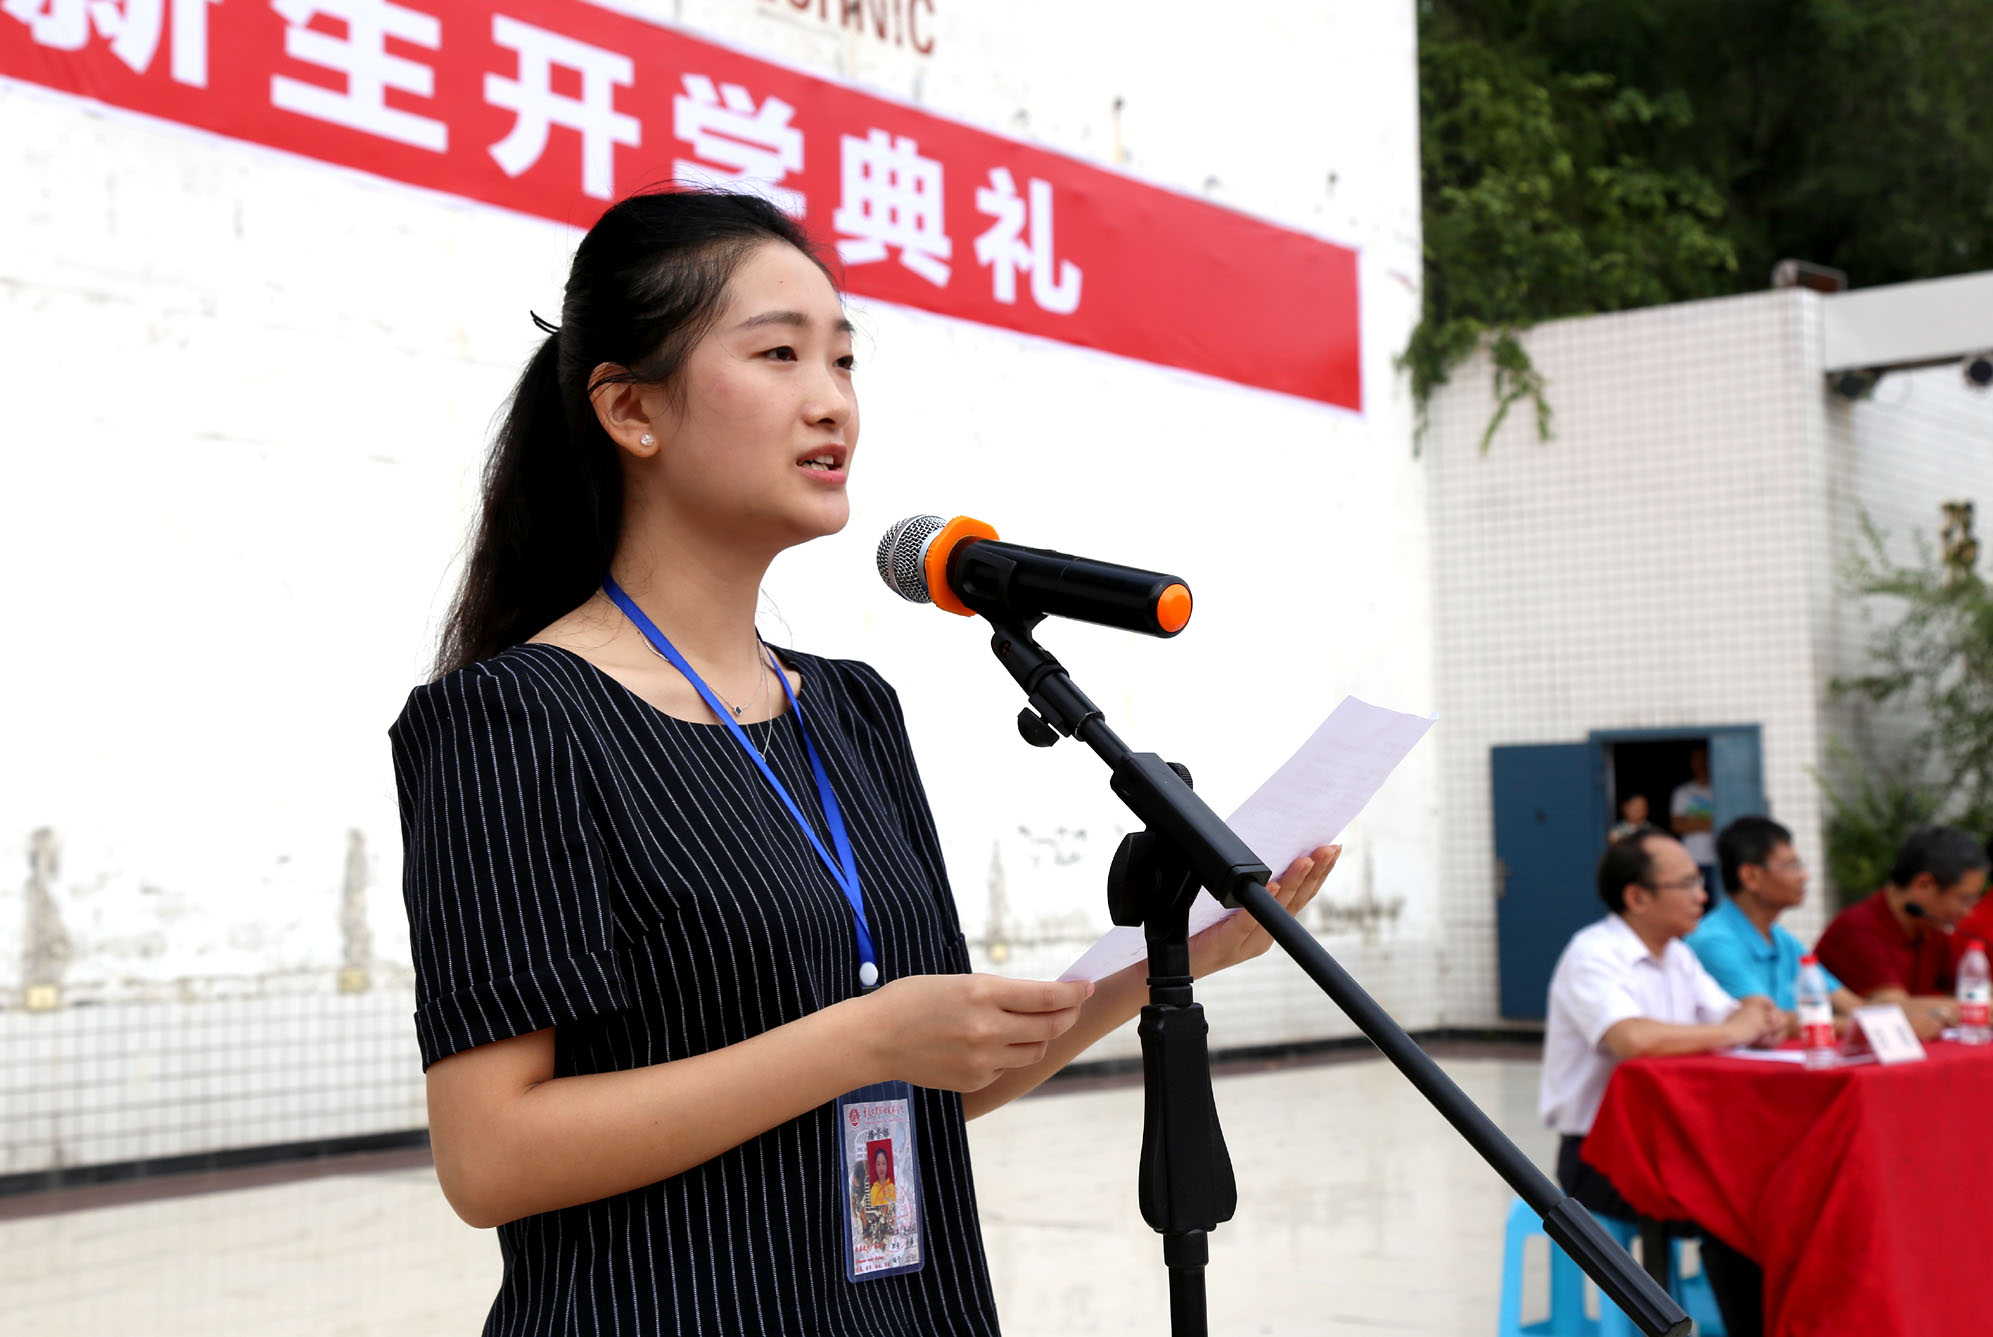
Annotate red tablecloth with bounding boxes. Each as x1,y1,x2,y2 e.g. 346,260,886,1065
1584,1042,1993,1337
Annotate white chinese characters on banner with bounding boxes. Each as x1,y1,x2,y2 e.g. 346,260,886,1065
5,0,218,86
973,168,1082,314
486,14,641,202
6,7,1091,311
672,75,805,216
269,0,446,152
834,129,950,286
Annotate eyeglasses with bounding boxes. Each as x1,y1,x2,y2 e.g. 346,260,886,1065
1761,857,1807,874
1644,872,1706,894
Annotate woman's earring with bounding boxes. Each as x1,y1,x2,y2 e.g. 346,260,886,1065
640,433,655,447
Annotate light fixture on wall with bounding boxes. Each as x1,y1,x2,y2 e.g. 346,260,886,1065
1831,368,1881,400
1965,353,1993,392
1772,258,1850,293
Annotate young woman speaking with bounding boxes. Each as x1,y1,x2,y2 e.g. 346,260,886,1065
390,188,1336,1336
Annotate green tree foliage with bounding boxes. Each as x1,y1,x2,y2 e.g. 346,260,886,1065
1410,0,1993,446
1817,745,1946,909
1823,518,1993,903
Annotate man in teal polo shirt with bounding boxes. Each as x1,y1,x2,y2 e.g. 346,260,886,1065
1688,816,1863,1015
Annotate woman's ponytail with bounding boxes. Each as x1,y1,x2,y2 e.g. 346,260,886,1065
433,328,621,677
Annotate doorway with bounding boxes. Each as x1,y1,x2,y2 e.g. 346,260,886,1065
1596,727,1764,898
1607,737,1699,834
1491,725,1765,1020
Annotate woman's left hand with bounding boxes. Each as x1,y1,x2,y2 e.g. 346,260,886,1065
1186,844,1341,979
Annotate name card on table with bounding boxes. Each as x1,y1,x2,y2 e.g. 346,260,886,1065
1842,1005,1929,1065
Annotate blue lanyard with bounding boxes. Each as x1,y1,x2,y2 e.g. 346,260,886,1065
602,579,879,986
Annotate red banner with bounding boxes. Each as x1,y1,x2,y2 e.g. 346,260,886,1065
1,1,1362,409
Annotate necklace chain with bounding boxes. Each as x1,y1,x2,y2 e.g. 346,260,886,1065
740,640,775,760
637,629,778,759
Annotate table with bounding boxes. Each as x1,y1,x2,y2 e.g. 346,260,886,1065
1584,1042,1993,1337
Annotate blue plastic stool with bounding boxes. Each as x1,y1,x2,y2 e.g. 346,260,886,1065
1496,1198,1599,1336
1497,1199,1726,1336
1666,1237,1724,1337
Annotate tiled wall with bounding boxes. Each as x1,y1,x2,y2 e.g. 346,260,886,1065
1425,291,1830,1021
1426,287,1993,1025
0,979,422,1180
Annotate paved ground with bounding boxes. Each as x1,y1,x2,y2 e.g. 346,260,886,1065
0,1050,1560,1335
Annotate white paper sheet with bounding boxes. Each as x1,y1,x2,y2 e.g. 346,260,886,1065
1720,1047,1807,1064
1723,1047,1875,1067
1057,697,1435,983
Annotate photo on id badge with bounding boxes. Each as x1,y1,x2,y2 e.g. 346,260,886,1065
838,1082,924,1279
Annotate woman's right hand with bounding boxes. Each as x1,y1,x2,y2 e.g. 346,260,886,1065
858,973,1093,1092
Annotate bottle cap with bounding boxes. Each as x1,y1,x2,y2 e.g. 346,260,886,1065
1800,953,1818,965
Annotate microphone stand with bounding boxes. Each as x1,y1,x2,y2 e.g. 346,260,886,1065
983,615,1690,1337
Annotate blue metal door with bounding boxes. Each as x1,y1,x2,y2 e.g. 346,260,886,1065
1493,743,1606,1020
1708,726,1766,866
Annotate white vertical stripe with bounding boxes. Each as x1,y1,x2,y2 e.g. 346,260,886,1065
389,645,1003,1334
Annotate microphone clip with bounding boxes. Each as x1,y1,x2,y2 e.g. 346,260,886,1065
989,614,1103,752
993,613,1065,748
1017,708,1061,748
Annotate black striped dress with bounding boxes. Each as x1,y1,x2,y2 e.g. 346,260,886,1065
389,643,1002,1336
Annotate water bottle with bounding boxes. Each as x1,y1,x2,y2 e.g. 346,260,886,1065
1797,954,1836,1070
1957,940,1991,1045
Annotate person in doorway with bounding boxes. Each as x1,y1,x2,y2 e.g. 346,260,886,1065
1687,817,1867,1025
1541,830,1782,1337
1609,793,1652,841
1813,826,1986,1033
1669,746,1718,895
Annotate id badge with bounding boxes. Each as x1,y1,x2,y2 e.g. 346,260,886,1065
835,1081,925,1281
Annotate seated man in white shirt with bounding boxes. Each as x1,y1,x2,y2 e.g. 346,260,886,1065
1541,830,1784,1337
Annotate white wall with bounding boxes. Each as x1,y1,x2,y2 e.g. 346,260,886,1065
1425,284,1993,1027
1814,346,1993,793
1425,291,1830,1021
1,0,1430,1171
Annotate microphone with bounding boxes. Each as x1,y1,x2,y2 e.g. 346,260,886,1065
876,514,1193,637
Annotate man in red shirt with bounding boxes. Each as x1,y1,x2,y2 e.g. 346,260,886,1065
1815,826,1986,1035
1949,833,1993,954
